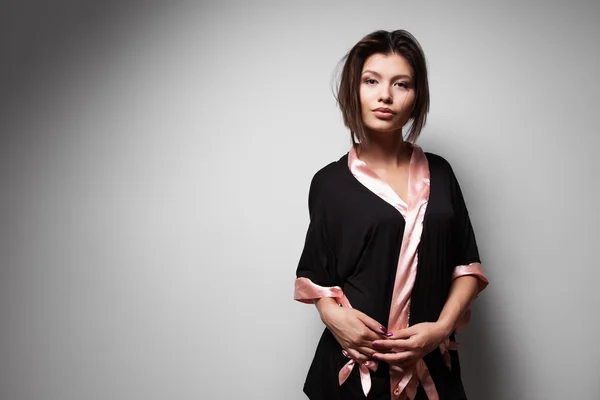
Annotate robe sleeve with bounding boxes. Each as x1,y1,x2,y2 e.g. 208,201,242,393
294,172,339,303
450,166,489,296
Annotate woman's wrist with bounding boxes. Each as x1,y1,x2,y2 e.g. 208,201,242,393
314,297,339,325
434,319,454,338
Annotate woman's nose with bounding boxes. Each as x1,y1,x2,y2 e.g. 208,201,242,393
378,86,392,103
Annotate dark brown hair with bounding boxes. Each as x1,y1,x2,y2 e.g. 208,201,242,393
334,30,430,147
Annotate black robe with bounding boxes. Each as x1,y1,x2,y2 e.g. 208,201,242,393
295,149,483,400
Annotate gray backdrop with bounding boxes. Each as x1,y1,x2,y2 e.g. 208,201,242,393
1,1,599,399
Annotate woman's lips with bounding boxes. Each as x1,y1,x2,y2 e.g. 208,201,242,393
372,110,395,119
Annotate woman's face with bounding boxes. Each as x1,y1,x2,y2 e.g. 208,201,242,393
359,52,416,135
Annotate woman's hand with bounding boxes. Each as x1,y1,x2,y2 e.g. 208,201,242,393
317,298,391,362
370,322,450,367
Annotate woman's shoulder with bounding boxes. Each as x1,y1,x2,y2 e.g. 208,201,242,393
307,153,349,206
423,150,453,171
423,149,461,179
309,153,349,187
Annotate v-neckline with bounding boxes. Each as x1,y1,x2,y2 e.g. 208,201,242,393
346,143,416,215
341,143,434,399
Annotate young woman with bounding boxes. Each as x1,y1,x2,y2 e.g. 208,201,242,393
294,30,489,400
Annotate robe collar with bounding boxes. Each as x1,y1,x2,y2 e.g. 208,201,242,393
348,142,435,399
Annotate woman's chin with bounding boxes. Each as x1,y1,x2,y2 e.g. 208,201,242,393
364,122,402,135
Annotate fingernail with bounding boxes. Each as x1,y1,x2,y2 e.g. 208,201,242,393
372,354,379,359
385,332,394,337
372,341,380,347
380,326,388,333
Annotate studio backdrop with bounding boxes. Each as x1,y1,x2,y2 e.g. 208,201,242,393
1,1,599,399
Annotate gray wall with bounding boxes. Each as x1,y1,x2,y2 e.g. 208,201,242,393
1,1,599,399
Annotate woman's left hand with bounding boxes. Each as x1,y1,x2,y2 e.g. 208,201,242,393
370,322,449,367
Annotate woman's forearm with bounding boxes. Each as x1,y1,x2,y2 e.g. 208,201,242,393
436,275,480,336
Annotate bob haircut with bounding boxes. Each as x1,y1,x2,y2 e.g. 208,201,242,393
335,30,430,147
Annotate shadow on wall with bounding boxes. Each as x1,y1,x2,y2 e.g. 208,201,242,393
0,0,178,120
458,301,504,399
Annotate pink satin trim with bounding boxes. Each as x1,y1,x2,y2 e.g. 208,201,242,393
452,262,489,332
339,352,378,397
294,144,487,399
391,360,439,400
452,262,488,294
439,338,459,370
294,277,351,307
349,143,452,399
294,277,377,395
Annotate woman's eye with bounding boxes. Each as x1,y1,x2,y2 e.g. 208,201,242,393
364,79,408,87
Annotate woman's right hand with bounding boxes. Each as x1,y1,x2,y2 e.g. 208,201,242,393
316,298,391,362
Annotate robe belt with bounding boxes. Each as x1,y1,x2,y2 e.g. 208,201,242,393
340,350,379,397
294,277,458,399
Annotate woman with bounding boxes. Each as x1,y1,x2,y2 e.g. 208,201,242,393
294,30,489,400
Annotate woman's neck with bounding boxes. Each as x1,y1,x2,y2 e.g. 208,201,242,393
356,131,413,168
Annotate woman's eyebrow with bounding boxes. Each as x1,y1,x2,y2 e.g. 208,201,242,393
362,70,412,80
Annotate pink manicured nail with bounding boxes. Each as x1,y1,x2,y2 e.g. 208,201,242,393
380,326,388,333
385,332,393,337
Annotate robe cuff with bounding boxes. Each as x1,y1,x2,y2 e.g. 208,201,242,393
294,277,377,395
294,277,351,308
452,262,488,297
451,262,488,333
